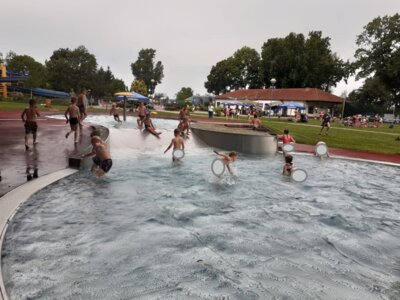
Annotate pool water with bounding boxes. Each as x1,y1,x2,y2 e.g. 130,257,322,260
2,117,400,299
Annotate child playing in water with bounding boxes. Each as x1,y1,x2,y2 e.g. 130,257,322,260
178,117,190,136
213,150,238,175
143,113,162,138
110,103,122,123
21,99,40,150
278,129,296,144
64,97,81,143
82,136,113,177
282,154,293,176
164,128,185,161
137,102,146,128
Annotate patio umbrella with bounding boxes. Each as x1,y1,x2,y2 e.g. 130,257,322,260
114,92,149,121
114,92,133,97
114,92,130,121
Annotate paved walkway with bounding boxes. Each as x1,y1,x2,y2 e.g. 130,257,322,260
1,110,399,196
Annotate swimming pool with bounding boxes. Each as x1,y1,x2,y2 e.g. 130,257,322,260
2,117,400,299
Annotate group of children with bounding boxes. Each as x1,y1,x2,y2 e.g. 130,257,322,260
22,97,323,179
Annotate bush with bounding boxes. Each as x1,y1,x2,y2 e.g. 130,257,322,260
215,106,223,116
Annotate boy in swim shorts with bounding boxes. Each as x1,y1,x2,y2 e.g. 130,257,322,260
137,102,146,128
164,128,185,161
213,150,238,175
77,88,87,125
83,136,112,177
110,103,122,123
21,99,40,150
64,97,81,143
143,113,162,138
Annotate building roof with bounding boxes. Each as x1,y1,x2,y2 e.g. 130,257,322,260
216,88,344,103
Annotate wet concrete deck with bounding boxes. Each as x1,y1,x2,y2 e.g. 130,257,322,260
0,111,92,197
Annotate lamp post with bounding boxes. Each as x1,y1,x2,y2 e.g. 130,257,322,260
341,96,346,120
270,78,276,89
123,95,127,121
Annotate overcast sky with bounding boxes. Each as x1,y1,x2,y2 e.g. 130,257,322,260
2,0,400,98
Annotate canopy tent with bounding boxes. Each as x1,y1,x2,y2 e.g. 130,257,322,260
278,101,305,110
115,91,148,102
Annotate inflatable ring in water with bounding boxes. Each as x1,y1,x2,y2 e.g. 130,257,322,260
315,142,328,156
291,168,308,183
211,158,226,177
282,143,295,152
173,149,185,160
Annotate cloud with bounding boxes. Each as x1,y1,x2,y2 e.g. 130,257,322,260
1,0,399,97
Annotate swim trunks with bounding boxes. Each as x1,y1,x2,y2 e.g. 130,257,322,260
24,121,38,134
78,105,86,114
92,157,113,173
139,115,145,121
69,117,79,125
145,124,151,130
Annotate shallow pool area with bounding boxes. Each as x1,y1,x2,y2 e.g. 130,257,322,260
2,117,400,299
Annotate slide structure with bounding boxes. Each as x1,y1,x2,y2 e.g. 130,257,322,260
1,64,69,99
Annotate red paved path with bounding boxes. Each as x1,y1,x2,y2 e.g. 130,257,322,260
1,110,399,196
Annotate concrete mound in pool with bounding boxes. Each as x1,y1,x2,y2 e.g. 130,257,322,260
191,122,278,154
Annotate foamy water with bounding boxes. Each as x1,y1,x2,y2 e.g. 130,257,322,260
3,117,400,299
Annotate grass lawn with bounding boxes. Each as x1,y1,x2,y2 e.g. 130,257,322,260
0,101,108,113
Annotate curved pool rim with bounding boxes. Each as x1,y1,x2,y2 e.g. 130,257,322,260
0,131,399,299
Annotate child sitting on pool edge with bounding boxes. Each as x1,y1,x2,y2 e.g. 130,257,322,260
82,136,113,177
278,129,296,145
143,113,162,138
282,154,293,176
213,150,238,175
164,128,185,162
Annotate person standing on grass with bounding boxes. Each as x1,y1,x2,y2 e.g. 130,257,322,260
77,88,87,125
208,104,214,118
319,109,331,135
64,97,81,144
21,99,40,150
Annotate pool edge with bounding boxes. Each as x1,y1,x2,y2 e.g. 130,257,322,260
0,168,78,300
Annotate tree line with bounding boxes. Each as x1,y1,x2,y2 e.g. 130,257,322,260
0,47,165,99
1,13,398,112
204,13,400,113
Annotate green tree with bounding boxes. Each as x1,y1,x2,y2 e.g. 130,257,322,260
130,80,147,95
354,13,400,111
46,45,98,92
176,87,193,101
205,46,262,94
5,53,48,89
204,58,236,95
130,49,164,95
348,77,391,114
231,47,263,89
261,31,347,90
108,78,126,95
